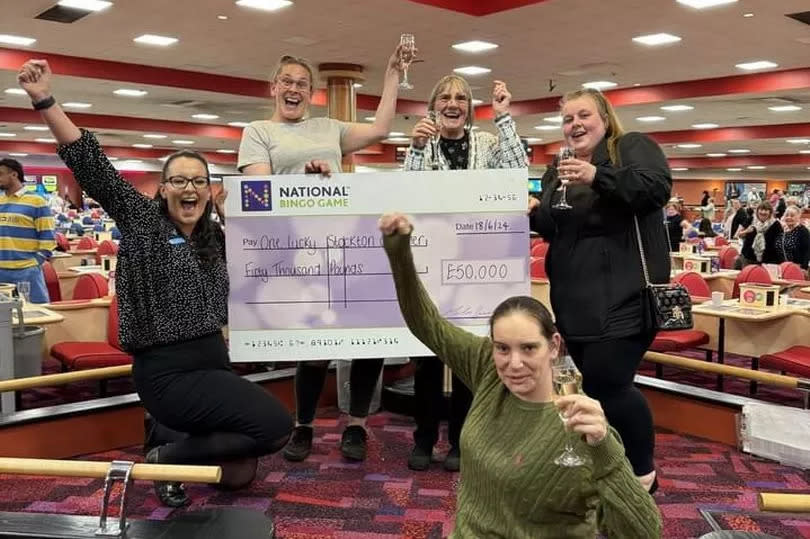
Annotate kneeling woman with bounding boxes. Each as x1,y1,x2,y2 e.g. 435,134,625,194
18,59,293,507
379,213,661,538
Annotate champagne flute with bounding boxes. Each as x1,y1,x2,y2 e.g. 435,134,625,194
552,357,586,467
553,146,575,210
427,110,441,170
399,34,415,90
15,281,31,305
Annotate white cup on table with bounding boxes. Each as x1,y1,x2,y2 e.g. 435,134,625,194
711,291,724,307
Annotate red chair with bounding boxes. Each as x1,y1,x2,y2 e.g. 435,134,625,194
718,246,739,270
760,346,810,379
714,236,728,247
732,264,772,299
530,257,547,279
780,262,806,281
530,242,549,258
76,236,98,251
54,232,71,252
673,271,712,298
650,272,712,377
72,273,109,300
95,240,119,265
41,261,61,302
50,296,132,394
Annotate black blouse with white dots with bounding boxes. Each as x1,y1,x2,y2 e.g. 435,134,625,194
58,130,228,353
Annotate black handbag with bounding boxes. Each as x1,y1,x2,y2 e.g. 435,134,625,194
634,215,693,331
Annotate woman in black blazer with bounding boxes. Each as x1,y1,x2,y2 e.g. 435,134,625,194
529,88,671,493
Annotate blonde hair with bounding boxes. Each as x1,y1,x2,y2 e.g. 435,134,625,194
271,55,316,91
560,88,625,164
427,75,475,131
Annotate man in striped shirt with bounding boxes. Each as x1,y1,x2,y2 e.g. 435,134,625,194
0,158,55,303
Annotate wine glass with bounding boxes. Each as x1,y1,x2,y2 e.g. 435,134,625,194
552,356,586,467
15,281,31,304
427,110,441,170
553,146,575,210
398,34,415,90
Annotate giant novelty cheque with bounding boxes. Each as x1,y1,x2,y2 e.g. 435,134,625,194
224,169,529,361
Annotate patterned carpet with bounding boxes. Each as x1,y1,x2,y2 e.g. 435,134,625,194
1,409,809,538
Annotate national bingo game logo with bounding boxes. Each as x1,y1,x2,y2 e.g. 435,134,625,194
241,180,272,212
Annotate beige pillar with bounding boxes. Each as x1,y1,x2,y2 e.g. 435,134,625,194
318,63,365,173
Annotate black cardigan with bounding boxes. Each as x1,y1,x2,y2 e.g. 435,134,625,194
740,221,784,264
530,132,672,342
730,208,751,239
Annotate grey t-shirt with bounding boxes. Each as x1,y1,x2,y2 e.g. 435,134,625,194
237,117,349,174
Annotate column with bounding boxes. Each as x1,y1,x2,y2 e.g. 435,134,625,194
318,63,364,173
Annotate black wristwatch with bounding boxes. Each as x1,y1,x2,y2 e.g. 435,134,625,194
32,95,56,110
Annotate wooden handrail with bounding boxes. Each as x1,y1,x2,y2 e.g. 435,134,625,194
758,492,810,512
644,351,805,390
0,457,221,483
0,365,132,393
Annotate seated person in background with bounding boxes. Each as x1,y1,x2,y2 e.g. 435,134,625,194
18,58,293,507
378,212,661,538
737,201,784,268
780,205,810,271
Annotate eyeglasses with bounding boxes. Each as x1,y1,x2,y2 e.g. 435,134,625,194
164,175,210,190
276,77,310,92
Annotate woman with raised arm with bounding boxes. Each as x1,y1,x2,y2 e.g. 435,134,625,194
238,44,407,463
402,75,527,471
378,212,661,538
18,59,293,507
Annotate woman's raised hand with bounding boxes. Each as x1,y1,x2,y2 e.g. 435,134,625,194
17,59,52,102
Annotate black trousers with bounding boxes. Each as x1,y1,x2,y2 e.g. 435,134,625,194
132,332,293,465
566,332,656,476
294,358,385,424
412,357,472,451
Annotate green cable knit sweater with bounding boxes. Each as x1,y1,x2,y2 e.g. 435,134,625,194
384,232,662,538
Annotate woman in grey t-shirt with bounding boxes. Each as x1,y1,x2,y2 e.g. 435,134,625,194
238,46,407,463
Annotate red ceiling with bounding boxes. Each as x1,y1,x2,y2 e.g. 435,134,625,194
405,0,551,16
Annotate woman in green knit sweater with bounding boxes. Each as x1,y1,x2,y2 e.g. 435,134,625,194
379,213,661,538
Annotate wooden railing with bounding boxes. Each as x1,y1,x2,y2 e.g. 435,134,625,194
0,456,220,483
0,365,132,393
644,351,808,390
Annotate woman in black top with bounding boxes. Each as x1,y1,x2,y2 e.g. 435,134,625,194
698,218,717,238
529,88,671,493
665,201,686,251
780,205,810,270
737,202,784,267
18,60,292,507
